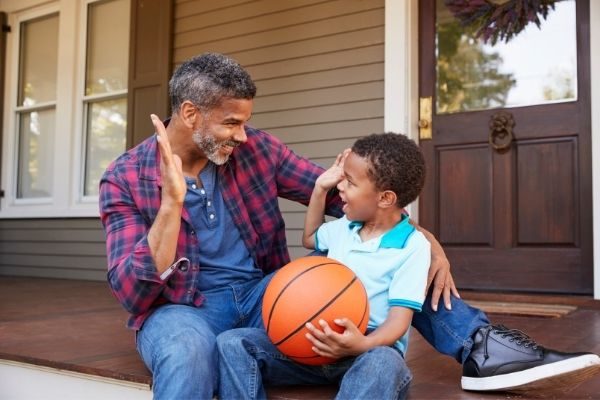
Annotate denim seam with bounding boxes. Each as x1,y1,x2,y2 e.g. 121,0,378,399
230,284,246,327
247,344,290,399
395,372,412,399
249,353,257,399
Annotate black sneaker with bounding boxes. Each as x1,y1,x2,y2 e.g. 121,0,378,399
461,324,600,394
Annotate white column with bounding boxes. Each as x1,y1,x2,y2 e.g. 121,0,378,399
384,0,419,218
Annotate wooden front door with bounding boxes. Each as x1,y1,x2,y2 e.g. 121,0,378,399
418,0,592,293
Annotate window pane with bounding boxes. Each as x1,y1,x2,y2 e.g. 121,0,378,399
18,14,59,106
17,110,55,198
84,99,127,196
85,0,130,95
436,0,577,114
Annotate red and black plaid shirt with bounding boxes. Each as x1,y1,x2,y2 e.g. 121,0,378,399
99,126,343,330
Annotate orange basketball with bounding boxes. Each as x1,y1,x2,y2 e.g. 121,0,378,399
262,256,370,365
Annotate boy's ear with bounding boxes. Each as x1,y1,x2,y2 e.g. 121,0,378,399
378,190,397,208
180,101,201,128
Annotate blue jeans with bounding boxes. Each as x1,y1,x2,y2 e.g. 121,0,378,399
136,276,272,400
217,327,412,400
136,273,488,399
412,290,489,363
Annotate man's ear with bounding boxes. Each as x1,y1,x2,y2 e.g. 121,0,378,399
378,190,397,208
180,101,200,128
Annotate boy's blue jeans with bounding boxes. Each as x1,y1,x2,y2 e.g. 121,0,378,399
136,274,489,399
217,327,412,400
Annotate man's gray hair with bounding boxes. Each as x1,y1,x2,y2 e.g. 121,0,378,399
169,52,256,114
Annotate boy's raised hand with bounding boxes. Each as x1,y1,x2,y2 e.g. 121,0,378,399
315,149,351,192
305,318,367,359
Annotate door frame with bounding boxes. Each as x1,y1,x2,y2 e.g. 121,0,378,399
384,0,600,299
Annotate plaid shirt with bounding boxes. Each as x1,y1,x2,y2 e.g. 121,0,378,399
99,126,343,330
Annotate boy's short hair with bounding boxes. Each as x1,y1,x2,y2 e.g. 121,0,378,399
351,133,426,208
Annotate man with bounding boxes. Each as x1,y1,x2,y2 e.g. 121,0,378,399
99,52,600,399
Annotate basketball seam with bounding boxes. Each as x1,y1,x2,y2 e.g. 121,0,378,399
265,261,343,333
273,276,358,346
357,290,369,330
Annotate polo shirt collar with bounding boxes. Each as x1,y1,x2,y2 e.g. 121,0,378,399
348,214,415,249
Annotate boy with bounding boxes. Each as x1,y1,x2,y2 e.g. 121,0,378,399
217,133,428,399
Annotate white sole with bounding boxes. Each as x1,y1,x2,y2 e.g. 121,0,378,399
461,353,600,393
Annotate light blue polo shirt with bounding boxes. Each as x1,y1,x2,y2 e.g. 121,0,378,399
315,214,430,355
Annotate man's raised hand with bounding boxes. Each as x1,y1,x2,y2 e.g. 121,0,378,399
151,114,186,207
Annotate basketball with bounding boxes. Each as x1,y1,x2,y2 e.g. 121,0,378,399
262,256,369,365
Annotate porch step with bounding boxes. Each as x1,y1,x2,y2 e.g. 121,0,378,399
1,277,599,399
0,359,151,400
0,358,337,400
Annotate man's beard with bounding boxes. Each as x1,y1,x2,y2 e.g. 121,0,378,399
192,127,236,165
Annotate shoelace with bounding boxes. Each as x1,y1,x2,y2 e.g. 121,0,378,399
483,324,540,359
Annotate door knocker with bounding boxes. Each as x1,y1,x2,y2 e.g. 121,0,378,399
489,111,514,152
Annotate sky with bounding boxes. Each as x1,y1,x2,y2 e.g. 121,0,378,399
481,0,578,107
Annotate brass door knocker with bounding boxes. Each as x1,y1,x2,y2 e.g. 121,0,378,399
489,111,514,152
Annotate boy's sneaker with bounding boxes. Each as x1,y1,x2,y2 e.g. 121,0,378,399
461,324,600,394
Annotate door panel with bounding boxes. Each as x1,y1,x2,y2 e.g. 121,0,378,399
419,0,592,293
517,138,578,245
438,145,493,245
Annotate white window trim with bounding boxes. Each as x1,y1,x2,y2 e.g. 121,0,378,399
1,2,70,218
0,0,127,218
73,0,129,208
72,0,90,209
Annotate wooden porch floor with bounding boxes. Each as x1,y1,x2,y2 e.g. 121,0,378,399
1,276,599,399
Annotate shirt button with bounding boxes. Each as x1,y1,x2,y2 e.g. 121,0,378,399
190,230,195,235
200,189,205,194
187,289,193,294
209,214,215,220
191,184,197,189
207,201,211,206
179,264,188,272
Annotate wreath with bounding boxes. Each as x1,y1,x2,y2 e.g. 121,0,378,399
444,0,560,45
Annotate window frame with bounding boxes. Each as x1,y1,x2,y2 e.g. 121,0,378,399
74,0,129,204
0,0,129,218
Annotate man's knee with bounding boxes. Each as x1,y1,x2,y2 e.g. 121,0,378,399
158,328,217,368
143,328,219,398
137,313,218,376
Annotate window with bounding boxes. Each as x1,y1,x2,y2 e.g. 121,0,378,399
81,0,129,197
1,0,130,217
16,14,58,200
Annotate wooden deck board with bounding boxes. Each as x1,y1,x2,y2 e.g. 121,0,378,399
1,276,599,399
